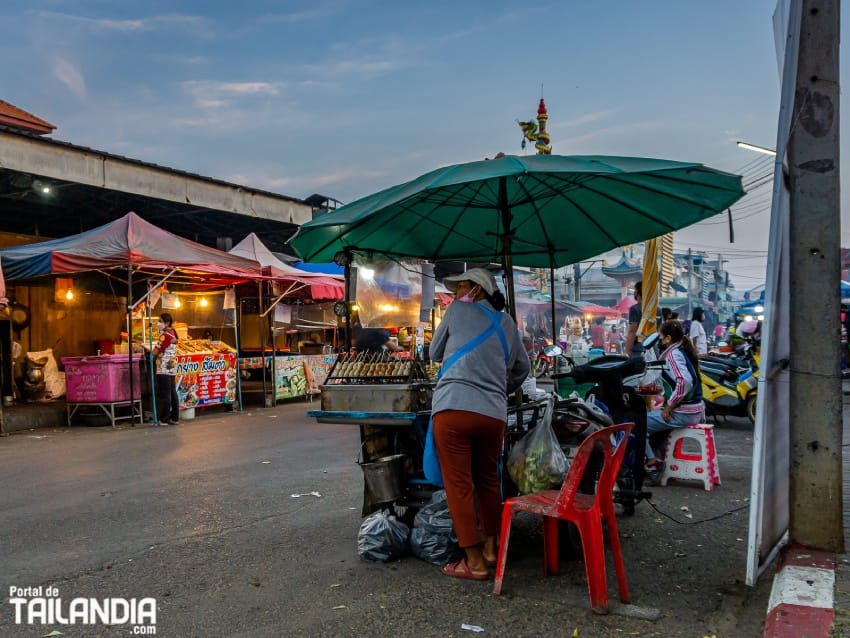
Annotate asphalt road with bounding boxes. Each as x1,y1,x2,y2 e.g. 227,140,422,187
0,399,771,637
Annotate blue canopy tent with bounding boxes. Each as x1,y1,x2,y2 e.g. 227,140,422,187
293,261,344,276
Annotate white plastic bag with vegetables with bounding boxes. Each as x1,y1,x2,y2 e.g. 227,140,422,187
507,397,568,494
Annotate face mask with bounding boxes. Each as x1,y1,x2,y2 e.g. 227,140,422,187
458,285,479,303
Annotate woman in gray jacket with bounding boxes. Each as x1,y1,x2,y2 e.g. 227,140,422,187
430,268,530,580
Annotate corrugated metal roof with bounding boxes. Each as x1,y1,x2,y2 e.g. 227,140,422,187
0,125,304,206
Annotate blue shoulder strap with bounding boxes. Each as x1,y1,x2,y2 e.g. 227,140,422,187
437,303,510,379
477,303,510,363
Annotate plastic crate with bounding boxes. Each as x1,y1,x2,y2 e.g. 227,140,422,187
62,354,142,403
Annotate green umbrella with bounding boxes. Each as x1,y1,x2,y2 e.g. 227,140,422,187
289,154,744,314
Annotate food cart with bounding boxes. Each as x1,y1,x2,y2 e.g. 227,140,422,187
63,354,144,427
133,289,243,416
308,350,546,518
307,352,434,515
297,258,542,516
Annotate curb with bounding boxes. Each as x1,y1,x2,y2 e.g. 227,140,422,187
764,546,835,637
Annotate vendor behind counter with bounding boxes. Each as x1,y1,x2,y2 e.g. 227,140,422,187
352,323,402,354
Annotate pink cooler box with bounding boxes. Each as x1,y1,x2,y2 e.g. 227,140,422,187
62,354,142,403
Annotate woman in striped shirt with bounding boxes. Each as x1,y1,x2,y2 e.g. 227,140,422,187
644,320,705,482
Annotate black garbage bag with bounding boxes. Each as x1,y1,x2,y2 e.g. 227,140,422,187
410,490,462,565
410,527,462,565
413,489,454,533
357,509,410,562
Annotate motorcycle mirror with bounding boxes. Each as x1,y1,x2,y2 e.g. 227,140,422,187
543,344,563,357
642,333,660,349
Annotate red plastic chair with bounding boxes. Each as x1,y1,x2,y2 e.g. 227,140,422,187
492,422,634,614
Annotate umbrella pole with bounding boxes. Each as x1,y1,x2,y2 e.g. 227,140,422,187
549,264,557,346
504,255,516,320
498,177,518,320
344,259,352,353
498,177,523,408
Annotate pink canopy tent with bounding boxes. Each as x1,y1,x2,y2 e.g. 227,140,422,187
229,233,344,301
0,212,262,285
0,212,268,414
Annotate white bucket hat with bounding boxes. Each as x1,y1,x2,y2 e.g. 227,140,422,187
442,268,498,296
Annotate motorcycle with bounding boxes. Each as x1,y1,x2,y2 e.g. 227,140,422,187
700,340,759,423
524,335,553,378
548,332,662,515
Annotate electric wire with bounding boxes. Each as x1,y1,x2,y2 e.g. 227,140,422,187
646,499,750,525
732,154,773,177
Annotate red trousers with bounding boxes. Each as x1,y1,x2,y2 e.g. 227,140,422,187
433,409,505,548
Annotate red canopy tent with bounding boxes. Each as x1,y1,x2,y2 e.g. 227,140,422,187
579,303,623,320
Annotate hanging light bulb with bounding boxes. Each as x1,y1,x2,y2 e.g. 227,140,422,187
174,296,181,308
199,296,208,308
65,288,74,301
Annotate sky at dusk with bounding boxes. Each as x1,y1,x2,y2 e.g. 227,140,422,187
2,1,847,288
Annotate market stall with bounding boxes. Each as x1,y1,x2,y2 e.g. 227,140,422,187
0,212,263,424
131,290,242,414
229,233,344,404
291,153,746,518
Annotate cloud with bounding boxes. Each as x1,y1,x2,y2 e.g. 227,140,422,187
551,108,620,130
51,57,86,100
262,4,339,23
181,81,282,109
38,11,209,33
305,35,413,79
559,120,668,148
225,167,387,194
438,6,548,43
304,57,401,78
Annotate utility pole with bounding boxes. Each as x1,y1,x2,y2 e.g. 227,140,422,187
788,0,842,550
687,248,693,319
573,263,581,301
716,253,723,321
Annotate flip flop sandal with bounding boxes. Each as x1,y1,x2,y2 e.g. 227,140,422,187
442,558,488,581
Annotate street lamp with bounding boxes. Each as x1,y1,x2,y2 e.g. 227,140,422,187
736,141,776,156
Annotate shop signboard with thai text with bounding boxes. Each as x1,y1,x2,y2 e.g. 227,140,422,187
175,352,238,408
